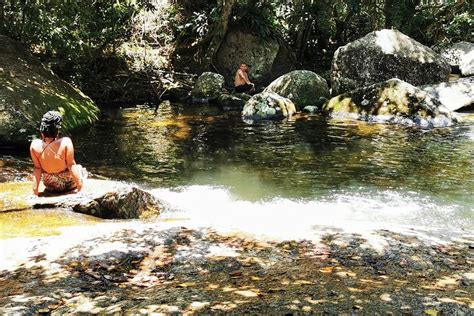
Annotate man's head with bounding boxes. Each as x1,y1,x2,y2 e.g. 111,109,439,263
239,63,250,71
40,110,62,138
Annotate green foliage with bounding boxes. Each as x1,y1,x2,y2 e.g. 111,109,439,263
229,1,281,40
444,12,473,42
0,0,153,81
169,2,219,46
400,1,473,46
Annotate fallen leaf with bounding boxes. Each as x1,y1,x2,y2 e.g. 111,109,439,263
177,282,195,288
294,280,315,285
319,267,334,273
424,309,438,316
234,290,259,297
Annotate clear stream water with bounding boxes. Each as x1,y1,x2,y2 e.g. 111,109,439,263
1,102,474,238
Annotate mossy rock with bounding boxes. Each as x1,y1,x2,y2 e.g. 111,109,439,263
264,70,329,110
331,29,450,95
242,91,296,121
323,78,455,127
191,72,226,101
0,35,99,147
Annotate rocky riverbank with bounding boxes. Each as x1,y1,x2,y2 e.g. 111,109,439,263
0,214,472,314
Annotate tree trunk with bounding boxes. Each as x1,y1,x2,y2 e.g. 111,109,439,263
384,0,396,29
246,0,257,9
0,0,4,34
202,0,236,70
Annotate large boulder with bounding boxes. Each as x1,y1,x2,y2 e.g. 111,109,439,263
331,29,451,95
0,35,99,147
421,77,474,112
460,51,474,76
215,30,280,86
439,41,474,76
0,179,161,219
242,91,296,121
264,70,330,110
322,78,455,127
191,72,226,102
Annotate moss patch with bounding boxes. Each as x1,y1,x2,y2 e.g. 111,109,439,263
0,35,99,146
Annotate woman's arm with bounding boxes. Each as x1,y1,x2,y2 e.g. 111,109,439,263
30,142,42,195
64,137,83,191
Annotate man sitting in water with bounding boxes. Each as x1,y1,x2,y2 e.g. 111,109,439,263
30,111,86,195
234,63,256,94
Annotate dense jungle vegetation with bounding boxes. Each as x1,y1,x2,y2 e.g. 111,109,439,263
0,0,472,103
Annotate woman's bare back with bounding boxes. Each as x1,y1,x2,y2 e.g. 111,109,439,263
31,137,72,174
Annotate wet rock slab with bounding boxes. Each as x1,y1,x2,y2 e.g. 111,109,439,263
0,179,160,219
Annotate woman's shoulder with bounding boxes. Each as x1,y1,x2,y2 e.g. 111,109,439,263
30,138,42,150
58,136,73,144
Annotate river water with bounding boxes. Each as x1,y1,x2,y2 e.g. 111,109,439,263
2,102,474,238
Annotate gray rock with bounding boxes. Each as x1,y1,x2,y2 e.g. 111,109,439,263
420,77,474,112
215,30,279,85
191,72,226,102
242,91,296,121
323,78,456,127
460,50,474,76
303,105,319,114
0,35,99,146
439,41,474,75
264,70,330,110
32,179,161,219
331,29,450,95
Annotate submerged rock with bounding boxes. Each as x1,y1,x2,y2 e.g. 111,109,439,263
421,77,474,112
217,93,251,111
0,179,161,219
242,91,296,121
0,35,99,147
323,78,455,127
439,41,474,76
191,72,226,102
331,29,450,95
264,70,330,110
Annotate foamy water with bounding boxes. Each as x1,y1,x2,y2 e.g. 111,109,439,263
151,185,472,240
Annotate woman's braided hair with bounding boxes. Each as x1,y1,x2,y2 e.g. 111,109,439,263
40,110,62,138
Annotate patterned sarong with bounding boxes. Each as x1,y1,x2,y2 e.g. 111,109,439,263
42,170,76,193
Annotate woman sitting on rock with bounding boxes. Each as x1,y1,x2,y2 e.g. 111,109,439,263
30,111,86,195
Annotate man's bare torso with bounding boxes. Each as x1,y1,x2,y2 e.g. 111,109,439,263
235,69,250,86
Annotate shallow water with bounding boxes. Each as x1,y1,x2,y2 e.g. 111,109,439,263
1,102,473,236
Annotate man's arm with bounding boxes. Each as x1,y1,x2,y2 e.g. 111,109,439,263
30,142,42,195
238,69,252,85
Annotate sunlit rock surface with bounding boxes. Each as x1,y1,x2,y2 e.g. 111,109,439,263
331,29,450,95
0,179,161,219
191,72,226,102
460,50,474,77
264,70,330,110
242,91,296,121
0,35,99,147
421,77,474,112
323,78,455,127
439,41,474,76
